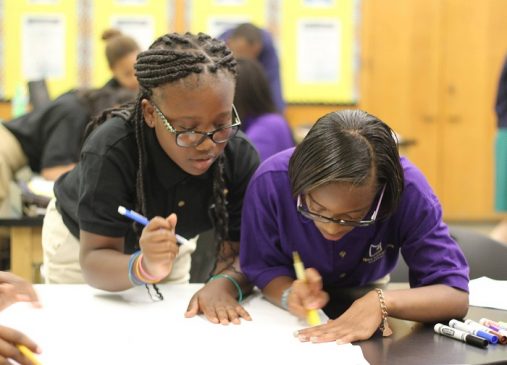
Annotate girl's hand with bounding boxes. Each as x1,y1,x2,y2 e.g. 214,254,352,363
0,325,41,365
0,272,40,311
294,290,382,344
185,277,252,325
138,214,180,279
287,268,329,318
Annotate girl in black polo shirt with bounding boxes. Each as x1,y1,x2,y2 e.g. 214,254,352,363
42,32,260,325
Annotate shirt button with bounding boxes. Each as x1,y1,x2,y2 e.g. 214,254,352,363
339,273,347,278
177,200,185,207
339,250,347,258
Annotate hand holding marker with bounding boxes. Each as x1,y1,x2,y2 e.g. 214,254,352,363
292,251,321,326
117,206,189,246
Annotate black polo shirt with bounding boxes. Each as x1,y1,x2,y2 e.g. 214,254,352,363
54,116,260,253
4,91,90,172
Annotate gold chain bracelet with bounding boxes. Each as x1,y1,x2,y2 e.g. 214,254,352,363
375,288,393,337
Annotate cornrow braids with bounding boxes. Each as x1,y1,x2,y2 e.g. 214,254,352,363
134,32,236,96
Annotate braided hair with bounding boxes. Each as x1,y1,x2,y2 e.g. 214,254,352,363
86,32,237,280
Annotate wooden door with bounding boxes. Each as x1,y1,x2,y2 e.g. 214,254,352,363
360,0,442,192
439,0,507,219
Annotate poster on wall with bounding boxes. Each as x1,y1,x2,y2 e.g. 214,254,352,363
296,19,340,83
111,15,155,50
207,17,249,37
22,15,66,80
115,0,148,5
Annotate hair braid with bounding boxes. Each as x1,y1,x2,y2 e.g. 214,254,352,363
208,155,235,275
134,32,236,97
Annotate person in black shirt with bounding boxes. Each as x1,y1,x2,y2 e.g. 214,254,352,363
0,86,135,202
42,32,260,325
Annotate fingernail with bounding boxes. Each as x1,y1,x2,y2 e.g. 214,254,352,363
310,336,319,343
298,335,309,342
293,330,299,337
336,339,345,345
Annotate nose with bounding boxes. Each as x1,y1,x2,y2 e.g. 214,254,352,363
194,134,216,151
319,222,353,238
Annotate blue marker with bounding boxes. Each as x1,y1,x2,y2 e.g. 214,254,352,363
117,206,189,246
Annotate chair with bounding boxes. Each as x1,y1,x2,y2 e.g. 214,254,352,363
27,79,51,111
390,227,507,282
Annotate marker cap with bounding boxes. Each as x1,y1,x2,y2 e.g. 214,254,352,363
465,334,489,348
476,330,499,344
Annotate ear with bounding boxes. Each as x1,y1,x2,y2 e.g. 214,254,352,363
141,99,156,128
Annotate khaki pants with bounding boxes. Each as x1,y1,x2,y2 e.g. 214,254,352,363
42,198,197,284
0,124,28,201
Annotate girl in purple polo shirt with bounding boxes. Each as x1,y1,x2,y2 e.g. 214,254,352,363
240,109,469,343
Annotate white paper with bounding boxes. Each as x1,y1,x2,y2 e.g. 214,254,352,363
297,19,341,83
115,0,148,4
303,0,335,7
0,285,369,365
111,15,155,51
28,0,59,4
214,0,246,5
22,15,66,80
469,276,507,310
207,17,250,38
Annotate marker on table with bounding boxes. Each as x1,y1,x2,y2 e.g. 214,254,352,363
292,251,321,326
464,319,507,344
434,323,488,349
449,319,498,344
17,344,42,365
117,206,189,246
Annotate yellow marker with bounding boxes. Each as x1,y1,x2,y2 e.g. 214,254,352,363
17,344,42,365
292,251,321,326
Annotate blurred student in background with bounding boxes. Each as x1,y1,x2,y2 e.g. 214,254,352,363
491,56,507,245
234,58,294,162
220,23,285,113
0,29,140,203
0,86,136,202
101,28,140,92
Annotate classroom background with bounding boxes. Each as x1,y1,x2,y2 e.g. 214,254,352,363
1,0,506,239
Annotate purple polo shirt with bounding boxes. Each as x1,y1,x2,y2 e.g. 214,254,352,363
244,113,294,162
240,148,469,292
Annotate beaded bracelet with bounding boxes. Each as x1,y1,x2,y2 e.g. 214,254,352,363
128,251,144,286
208,274,243,303
375,288,392,337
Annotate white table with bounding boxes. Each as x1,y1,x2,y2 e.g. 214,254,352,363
0,284,367,365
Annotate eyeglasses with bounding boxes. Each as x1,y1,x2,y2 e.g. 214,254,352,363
296,185,386,227
150,101,241,148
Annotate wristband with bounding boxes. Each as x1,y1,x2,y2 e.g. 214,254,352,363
208,274,243,303
280,286,292,310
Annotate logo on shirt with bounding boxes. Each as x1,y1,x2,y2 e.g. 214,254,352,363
362,241,394,264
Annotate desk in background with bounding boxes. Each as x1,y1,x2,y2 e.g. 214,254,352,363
0,197,43,282
1,283,506,365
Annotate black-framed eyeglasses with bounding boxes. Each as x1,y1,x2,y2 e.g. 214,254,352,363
296,185,386,227
150,101,241,148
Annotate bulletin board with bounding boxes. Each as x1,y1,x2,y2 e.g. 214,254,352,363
280,0,358,104
90,0,170,88
188,0,268,37
3,0,79,99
